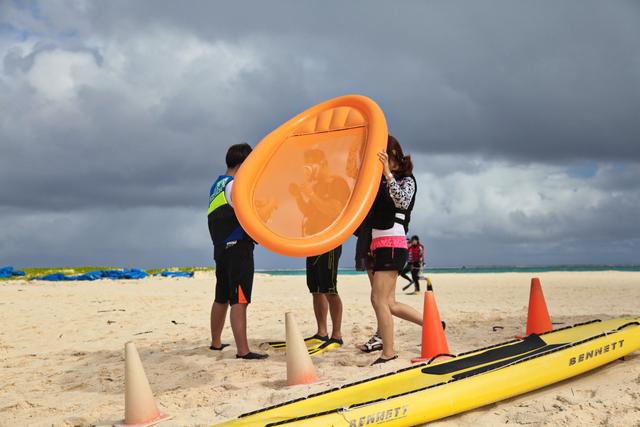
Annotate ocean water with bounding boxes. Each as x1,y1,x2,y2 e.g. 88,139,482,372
258,265,640,276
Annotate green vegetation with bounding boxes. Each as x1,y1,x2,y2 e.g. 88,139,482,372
145,266,214,275
22,266,116,276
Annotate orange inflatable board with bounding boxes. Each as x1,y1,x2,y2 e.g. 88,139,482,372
232,95,388,257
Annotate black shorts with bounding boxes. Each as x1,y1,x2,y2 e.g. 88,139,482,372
354,227,374,271
372,247,408,273
306,246,341,294
213,241,254,305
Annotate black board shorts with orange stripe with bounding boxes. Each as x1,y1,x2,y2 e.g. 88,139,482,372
214,241,254,305
306,246,341,294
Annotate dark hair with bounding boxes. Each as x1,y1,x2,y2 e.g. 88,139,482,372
387,135,413,177
225,143,252,169
410,235,419,242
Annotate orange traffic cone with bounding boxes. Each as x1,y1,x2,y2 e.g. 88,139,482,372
521,277,553,336
411,291,450,363
285,312,318,386
115,342,171,427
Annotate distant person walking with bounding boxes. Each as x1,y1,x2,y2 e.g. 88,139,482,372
401,236,425,293
399,238,413,287
208,143,267,360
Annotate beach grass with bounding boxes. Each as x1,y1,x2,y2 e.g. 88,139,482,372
145,266,213,275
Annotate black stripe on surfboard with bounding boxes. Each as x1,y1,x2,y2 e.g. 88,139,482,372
421,334,547,375
617,321,640,330
451,342,565,380
454,319,602,358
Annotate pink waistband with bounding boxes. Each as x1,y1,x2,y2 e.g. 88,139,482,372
370,236,408,251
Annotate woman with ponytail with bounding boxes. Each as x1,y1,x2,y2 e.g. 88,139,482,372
366,135,422,364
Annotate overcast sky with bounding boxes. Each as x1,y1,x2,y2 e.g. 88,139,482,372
1,1,639,269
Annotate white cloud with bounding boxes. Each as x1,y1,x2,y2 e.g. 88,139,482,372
3,28,262,111
26,48,101,99
410,155,639,244
97,29,261,106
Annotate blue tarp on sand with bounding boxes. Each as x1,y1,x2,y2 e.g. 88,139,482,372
36,268,148,281
160,271,194,278
0,266,26,278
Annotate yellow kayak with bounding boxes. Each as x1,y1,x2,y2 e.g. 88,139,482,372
213,317,640,426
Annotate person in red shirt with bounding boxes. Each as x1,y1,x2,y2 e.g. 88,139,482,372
407,235,424,293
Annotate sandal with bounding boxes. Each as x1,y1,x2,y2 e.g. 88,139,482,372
209,343,230,351
359,334,383,353
236,351,269,360
360,334,383,352
371,355,398,365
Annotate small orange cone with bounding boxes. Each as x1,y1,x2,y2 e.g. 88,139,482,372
411,291,450,363
285,312,318,386
522,277,553,336
115,342,171,427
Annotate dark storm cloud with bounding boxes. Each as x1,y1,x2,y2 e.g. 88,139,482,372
3,1,640,206
0,206,209,267
76,0,640,162
0,41,334,211
1,1,639,268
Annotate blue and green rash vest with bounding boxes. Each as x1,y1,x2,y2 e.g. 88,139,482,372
207,175,248,249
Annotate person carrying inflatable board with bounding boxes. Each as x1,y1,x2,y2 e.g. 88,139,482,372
208,143,268,360
364,135,423,364
290,149,350,354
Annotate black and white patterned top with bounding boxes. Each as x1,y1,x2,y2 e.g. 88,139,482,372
387,176,416,210
371,175,416,239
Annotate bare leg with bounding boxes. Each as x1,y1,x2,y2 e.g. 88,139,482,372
326,294,343,340
210,302,228,347
366,269,380,336
359,269,380,352
371,270,397,359
389,294,423,326
230,303,250,356
367,269,375,285
312,293,329,337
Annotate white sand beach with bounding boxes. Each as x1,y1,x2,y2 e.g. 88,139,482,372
0,271,639,426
